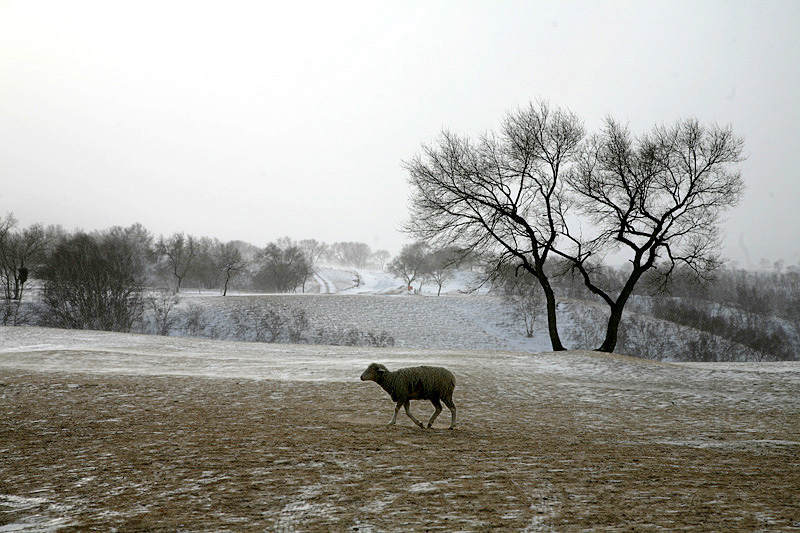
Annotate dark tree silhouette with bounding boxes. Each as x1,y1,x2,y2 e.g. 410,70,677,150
404,101,583,350
387,241,431,290
564,117,745,351
217,241,244,296
405,102,745,352
41,232,144,332
253,238,310,293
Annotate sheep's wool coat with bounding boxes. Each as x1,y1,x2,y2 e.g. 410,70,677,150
378,366,455,403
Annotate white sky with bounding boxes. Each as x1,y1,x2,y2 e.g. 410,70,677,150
1,1,798,267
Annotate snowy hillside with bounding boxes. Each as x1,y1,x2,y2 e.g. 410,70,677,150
175,292,555,352
166,266,559,352
164,267,794,362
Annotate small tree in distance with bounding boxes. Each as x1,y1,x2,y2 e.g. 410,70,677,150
253,237,311,293
156,232,197,293
0,216,48,302
299,239,328,266
500,268,544,338
371,249,391,270
329,241,372,269
388,241,430,291
217,241,244,296
427,247,460,295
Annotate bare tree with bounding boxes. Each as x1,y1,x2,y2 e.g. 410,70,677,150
371,249,391,270
187,237,222,292
387,241,431,290
156,232,197,293
564,118,745,351
298,239,328,265
253,237,311,293
146,290,180,335
427,247,460,296
41,232,144,332
217,241,244,296
329,241,371,268
406,102,745,353
0,214,19,301
501,269,545,338
404,101,583,350
103,223,154,284
0,216,48,301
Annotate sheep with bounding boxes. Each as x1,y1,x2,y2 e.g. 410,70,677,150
360,363,457,429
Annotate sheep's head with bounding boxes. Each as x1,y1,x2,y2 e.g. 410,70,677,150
360,363,388,382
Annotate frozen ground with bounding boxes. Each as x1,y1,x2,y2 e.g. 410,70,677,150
1,326,799,531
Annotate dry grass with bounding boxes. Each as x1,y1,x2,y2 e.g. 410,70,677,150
1,329,799,531
1,366,798,531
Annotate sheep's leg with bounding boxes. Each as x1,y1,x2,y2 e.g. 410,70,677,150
427,399,443,428
443,398,457,429
403,401,424,428
389,401,403,425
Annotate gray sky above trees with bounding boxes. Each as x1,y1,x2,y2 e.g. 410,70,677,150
1,1,798,268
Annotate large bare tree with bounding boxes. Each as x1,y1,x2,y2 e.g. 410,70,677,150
405,103,745,353
563,117,745,351
404,101,584,350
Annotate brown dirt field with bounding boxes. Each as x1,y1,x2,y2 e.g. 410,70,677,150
1,331,799,531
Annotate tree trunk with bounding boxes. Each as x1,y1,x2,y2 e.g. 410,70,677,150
598,303,624,352
597,269,641,353
541,279,566,351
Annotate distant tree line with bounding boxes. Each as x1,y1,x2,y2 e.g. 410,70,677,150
0,213,392,331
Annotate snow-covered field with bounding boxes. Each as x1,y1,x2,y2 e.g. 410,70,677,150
166,267,560,353
167,266,798,362
1,326,799,530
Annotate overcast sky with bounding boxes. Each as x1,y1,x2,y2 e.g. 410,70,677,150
1,1,798,268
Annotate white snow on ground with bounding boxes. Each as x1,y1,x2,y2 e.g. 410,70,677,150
2,327,799,403
311,271,333,294
176,292,556,352
170,267,559,352
0,494,73,532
